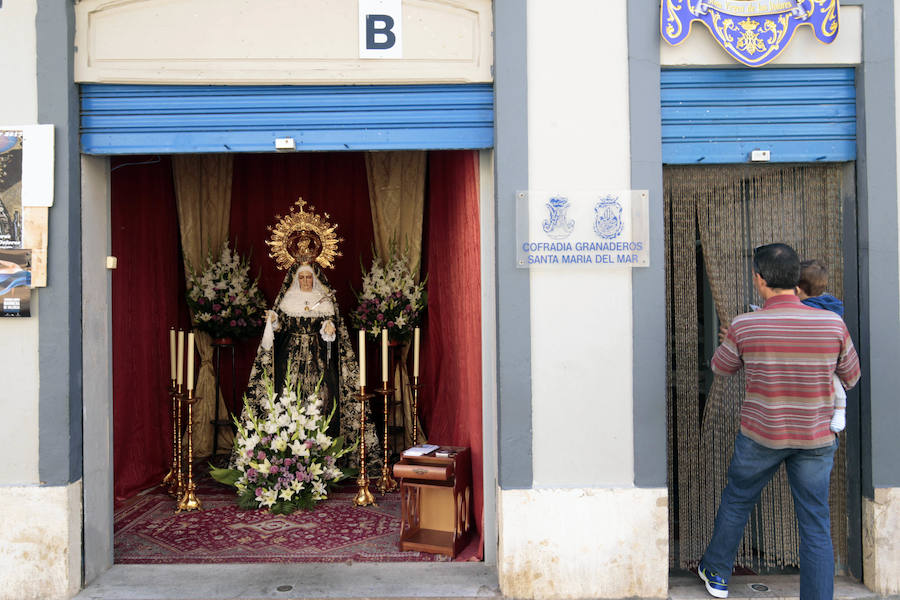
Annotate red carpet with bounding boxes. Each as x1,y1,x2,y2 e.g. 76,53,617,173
115,477,449,564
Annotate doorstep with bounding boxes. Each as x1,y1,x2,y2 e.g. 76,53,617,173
74,562,500,600
670,575,878,600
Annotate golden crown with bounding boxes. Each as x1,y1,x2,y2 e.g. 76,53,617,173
266,198,342,270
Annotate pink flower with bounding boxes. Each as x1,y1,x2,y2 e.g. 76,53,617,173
376,313,384,321
257,451,266,460
212,303,222,312
270,465,279,474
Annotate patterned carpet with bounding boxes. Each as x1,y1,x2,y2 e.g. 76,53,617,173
115,475,449,564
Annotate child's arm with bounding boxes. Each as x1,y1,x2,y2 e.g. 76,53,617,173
831,373,846,433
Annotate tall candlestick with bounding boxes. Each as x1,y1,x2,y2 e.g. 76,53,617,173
381,328,388,382
358,329,366,388
169,328,177,380
186,332,195,391
413,327,420,377
176,330,184,386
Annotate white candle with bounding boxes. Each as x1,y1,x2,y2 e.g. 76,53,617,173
413,327,420,377
176,330,184,386
382,328,388,383
169,328,176,381
186,332,195,391
358,329,366,388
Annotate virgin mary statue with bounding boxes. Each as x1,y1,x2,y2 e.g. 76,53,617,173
238,199,377,468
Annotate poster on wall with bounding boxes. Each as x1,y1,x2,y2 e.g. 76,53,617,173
0,249,31,317
0,129,23,250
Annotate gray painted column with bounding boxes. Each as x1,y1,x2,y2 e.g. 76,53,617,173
36,0,82,484
493,0,532,489
628,0,667,488
855,0,900,491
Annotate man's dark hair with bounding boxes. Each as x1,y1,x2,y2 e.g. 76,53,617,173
752,243,800,290
798,259,828,297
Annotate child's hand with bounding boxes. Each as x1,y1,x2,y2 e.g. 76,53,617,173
830,408,846,433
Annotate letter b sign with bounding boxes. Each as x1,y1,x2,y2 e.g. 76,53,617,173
359,0,402,58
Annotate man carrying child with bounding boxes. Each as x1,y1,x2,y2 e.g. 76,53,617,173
698,244,860,600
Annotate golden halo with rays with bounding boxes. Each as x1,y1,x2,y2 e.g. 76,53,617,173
266,198,342,270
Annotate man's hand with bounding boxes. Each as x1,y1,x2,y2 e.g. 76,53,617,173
830,408,846,433
718,324,730,344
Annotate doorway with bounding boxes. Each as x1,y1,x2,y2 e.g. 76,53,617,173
663,163,860,575
81,150,499,582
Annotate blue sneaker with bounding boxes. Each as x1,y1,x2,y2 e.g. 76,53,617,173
698,561,728,598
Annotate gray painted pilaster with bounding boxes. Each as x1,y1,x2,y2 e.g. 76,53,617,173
628,0,667,488
36,0,82,484
493,0,532,489
856,0,900,491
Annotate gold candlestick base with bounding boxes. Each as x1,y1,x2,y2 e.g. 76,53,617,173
175,391,202,513
354,476,377,506
375,383,398,494
353,388,376,507
177,483,202,512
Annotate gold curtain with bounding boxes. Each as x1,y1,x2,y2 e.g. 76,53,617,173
173,154,235,457
665,164,847,570
365,151,427,448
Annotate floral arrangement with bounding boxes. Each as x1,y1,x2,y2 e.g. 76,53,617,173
211,373,353,514
352,248,427,340
186,242,268,340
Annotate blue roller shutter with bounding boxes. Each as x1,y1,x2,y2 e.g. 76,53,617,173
80,84,494,154
662,68,856,164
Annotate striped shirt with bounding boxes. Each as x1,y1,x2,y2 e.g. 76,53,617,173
711,294,861,449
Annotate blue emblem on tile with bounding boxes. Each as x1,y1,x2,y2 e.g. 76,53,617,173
594,195,624,240
542,196,575,240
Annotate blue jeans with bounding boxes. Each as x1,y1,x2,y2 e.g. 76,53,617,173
702,432,838,600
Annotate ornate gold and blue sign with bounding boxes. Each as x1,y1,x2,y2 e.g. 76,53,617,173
661,0,839,67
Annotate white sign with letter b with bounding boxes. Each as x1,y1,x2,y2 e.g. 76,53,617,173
359,0,402,59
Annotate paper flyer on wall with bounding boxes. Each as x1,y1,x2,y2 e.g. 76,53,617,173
0,249,31,317
0,129,24,250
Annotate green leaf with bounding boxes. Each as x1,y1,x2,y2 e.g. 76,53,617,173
237,489,260,510
209,465,241,488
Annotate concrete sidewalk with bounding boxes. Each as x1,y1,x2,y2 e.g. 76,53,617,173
75,566,881,600
74,562,501,600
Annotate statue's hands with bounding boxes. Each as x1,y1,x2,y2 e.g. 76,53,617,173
261,311,278,351
319,319,337,343
266,310,280,331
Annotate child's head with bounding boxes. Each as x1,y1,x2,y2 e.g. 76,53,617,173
798,259,828,298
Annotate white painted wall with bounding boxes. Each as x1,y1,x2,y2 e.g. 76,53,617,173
0,0,40,486
527,0,633,487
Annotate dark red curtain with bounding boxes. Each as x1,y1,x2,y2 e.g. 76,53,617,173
111,155,186,501
420,150,484,560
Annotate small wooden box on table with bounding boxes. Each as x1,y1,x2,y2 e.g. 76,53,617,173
392,446,471,558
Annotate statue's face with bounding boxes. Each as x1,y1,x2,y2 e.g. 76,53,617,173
298,270,314,292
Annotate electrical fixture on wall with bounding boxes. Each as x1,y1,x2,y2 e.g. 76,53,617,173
750,149,771,162
275,137,296,151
